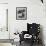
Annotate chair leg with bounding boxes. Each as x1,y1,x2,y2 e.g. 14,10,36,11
20,41,21,45
30,39,34,46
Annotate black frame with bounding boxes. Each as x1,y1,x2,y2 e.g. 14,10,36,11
16,7,27,20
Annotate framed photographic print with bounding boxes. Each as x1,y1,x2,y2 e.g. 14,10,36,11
16,7,27,20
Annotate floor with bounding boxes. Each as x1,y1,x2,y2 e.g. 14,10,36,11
0,41,43,46
19,41,43,46
0,43,13,46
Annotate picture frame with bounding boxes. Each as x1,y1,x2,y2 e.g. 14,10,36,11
16,7,27,20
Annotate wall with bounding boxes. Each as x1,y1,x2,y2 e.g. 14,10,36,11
0,0,8,3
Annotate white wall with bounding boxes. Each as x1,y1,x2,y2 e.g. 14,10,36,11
0,0,8,3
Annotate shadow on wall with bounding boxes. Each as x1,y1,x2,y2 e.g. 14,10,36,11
40,25,45,46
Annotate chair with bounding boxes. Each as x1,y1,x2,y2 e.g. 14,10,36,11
19,23,40,45
27,23,40,43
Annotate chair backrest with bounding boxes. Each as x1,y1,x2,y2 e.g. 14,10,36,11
27,23,40,36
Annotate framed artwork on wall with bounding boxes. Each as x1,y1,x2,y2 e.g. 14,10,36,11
16,7,27,20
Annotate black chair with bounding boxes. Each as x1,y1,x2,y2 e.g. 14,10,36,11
27,23,40,43
19,23,40,45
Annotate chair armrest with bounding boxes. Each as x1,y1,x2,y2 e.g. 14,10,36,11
19,31,27,41
22,31,28,35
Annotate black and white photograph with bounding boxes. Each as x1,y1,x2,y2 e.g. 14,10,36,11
16,7,27,20
0,0,46,46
